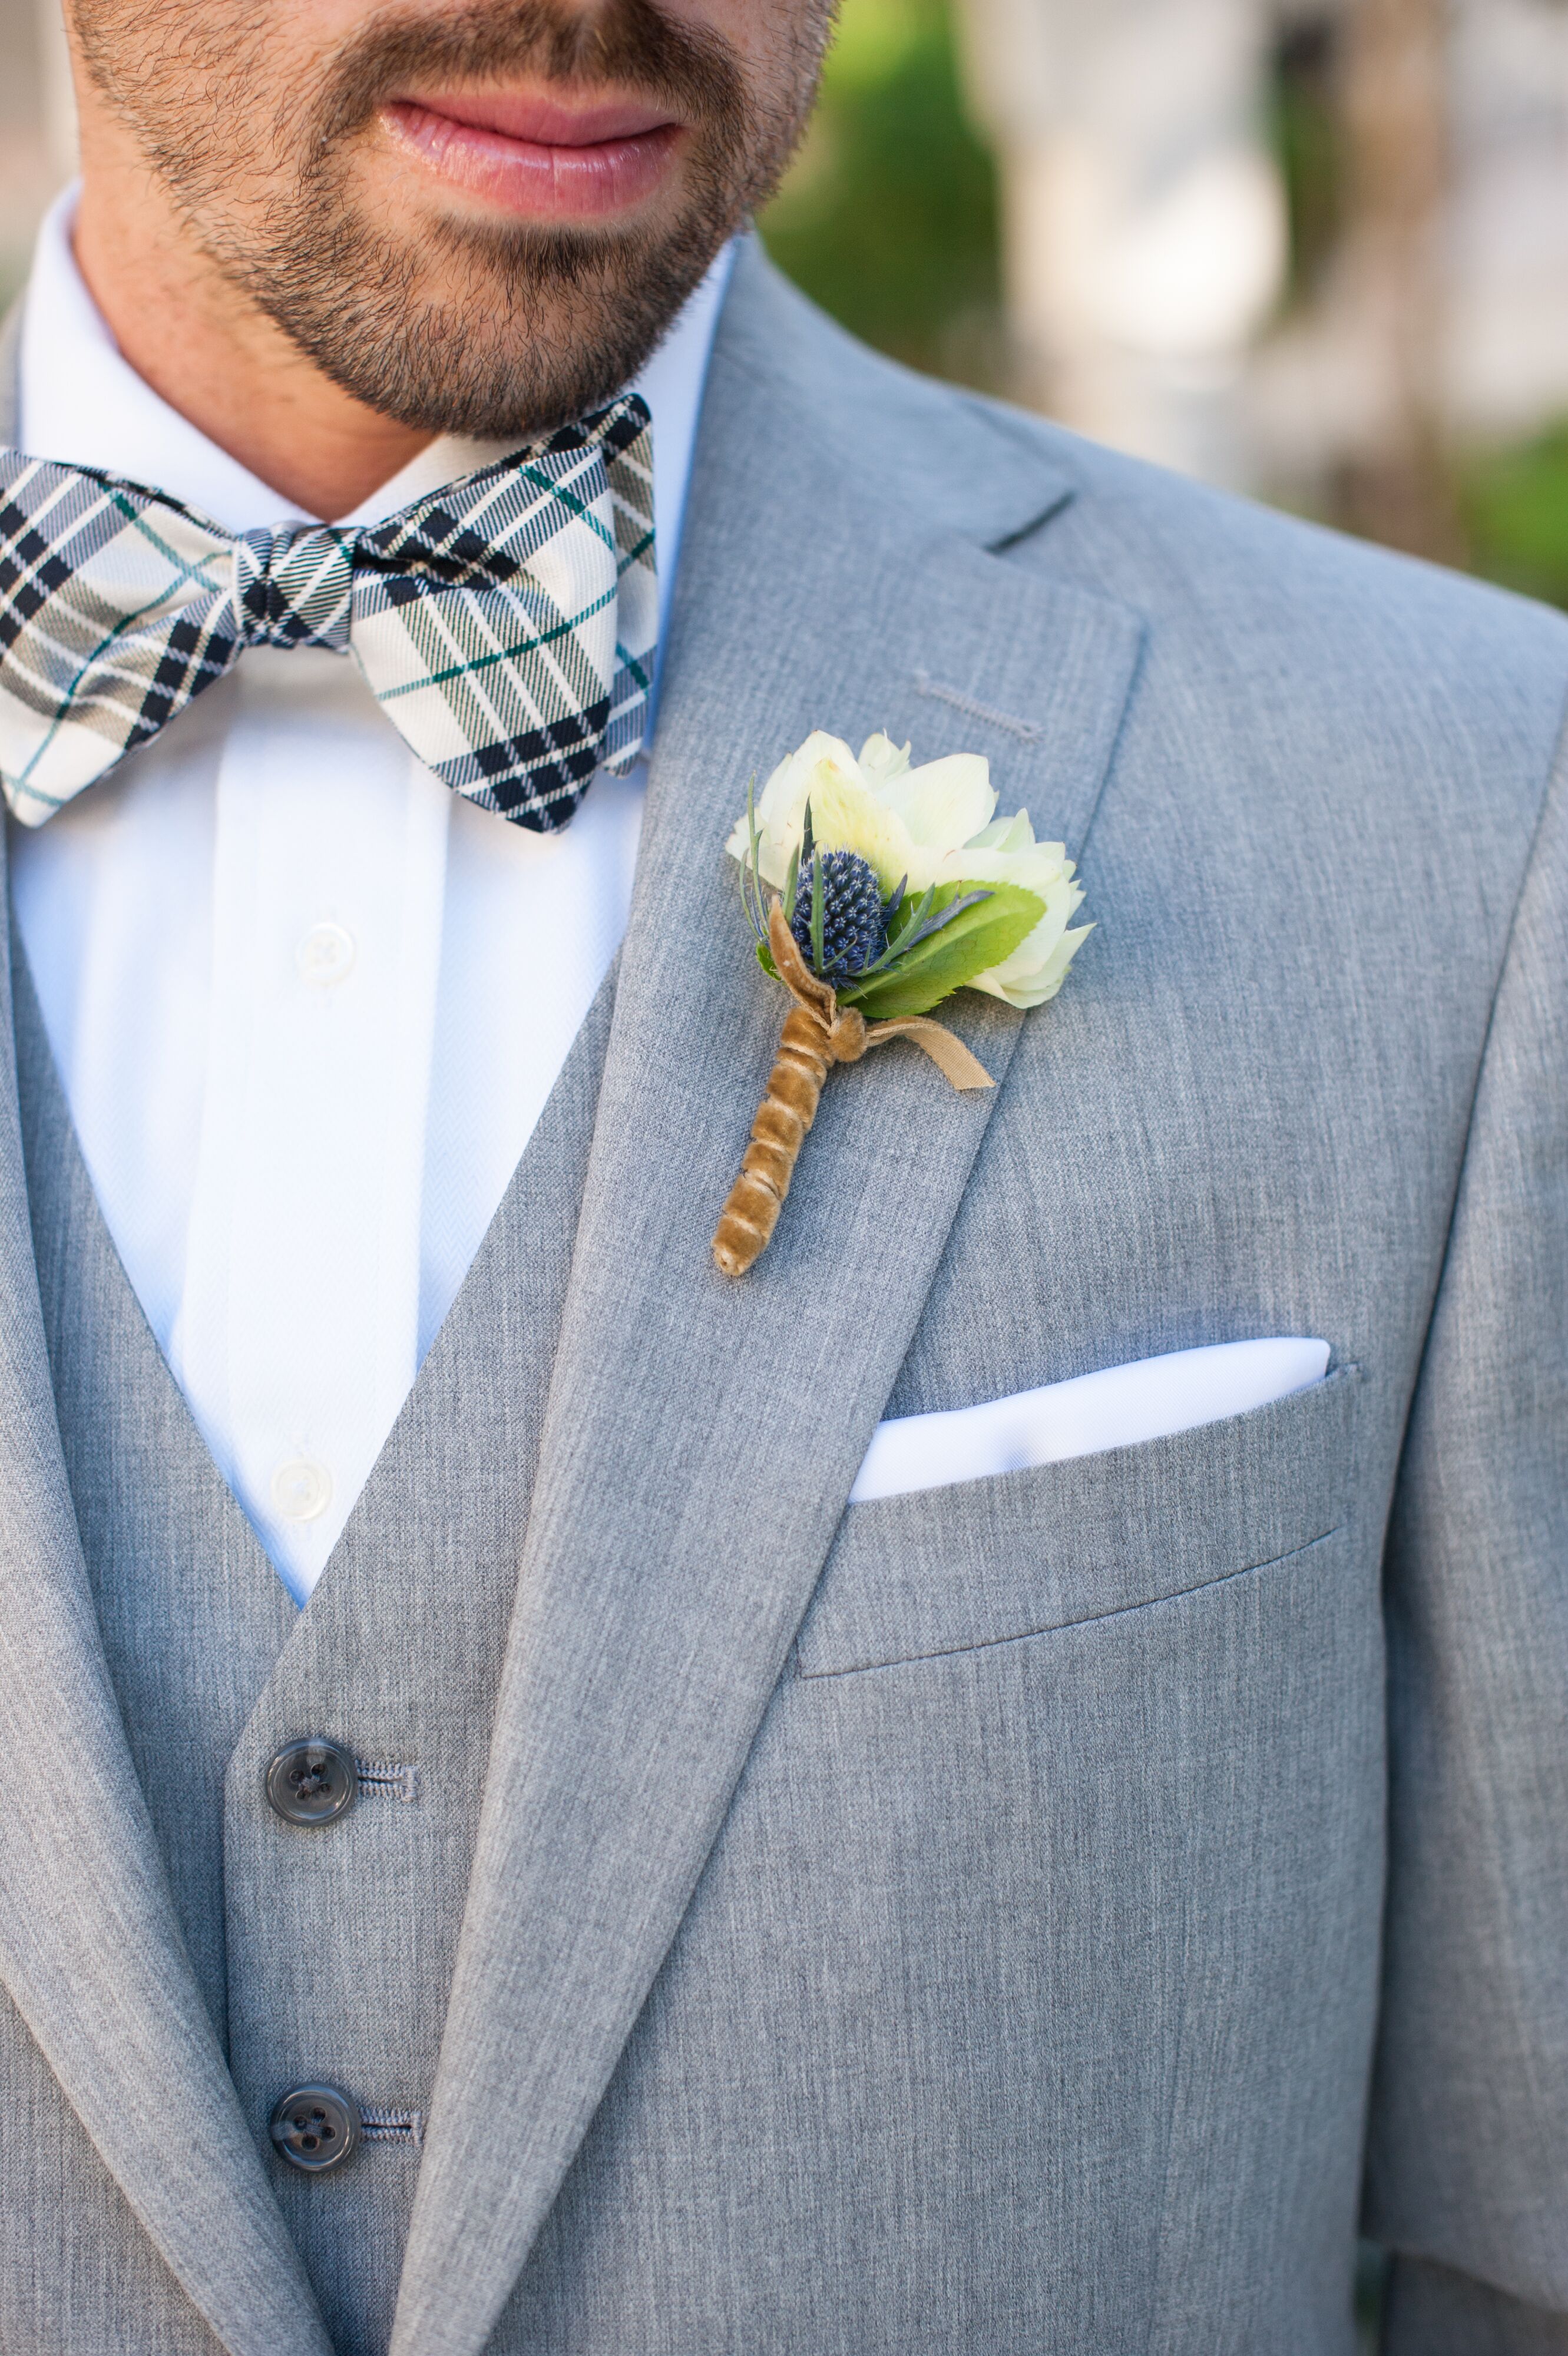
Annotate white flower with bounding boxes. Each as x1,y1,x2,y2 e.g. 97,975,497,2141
726,730,1090,1009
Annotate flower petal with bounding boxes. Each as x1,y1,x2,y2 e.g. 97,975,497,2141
856,733,913,789
727,732,862,887
878,753,997,851
972,877,1091,1005
809,765,921,893
966,809,1036,855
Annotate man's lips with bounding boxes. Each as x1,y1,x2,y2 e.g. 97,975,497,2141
382,92,686,220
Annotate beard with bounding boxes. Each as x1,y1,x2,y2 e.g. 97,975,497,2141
71,0,831,438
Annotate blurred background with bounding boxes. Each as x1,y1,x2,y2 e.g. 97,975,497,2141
764,0,1568,601
8,0,1568,601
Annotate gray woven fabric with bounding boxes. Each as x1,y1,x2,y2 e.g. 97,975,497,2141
14,944,295,2049
2,937,294,2353
0,239,1564,2355
398,249,1568,2355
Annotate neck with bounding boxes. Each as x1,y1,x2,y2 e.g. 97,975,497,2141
72,125,432,520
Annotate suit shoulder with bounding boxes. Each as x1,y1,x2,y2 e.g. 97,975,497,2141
962,389,1568,704
736,249,1568,684
726,249,1568,792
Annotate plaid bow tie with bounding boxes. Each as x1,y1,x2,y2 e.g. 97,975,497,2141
0,392,656,832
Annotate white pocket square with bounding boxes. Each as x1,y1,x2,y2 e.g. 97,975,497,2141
851,1337,1332,1505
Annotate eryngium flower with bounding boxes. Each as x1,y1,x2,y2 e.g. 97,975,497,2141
790,849,888,981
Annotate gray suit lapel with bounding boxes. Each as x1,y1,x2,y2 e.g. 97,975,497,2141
14,941,295,2050
392,247,1146,2356
0,833,333,2356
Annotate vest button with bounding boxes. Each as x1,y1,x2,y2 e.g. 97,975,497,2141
269,2084,361,2173
265,1739,359,1826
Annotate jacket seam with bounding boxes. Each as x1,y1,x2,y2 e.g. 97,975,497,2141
794,1520,1346,1681
1386,672,1568,1507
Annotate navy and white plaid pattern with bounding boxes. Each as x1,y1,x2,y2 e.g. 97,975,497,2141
0,393,656,832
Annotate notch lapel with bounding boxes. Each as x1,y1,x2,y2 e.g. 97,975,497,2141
0,836,332,2350
393,250,1146,2356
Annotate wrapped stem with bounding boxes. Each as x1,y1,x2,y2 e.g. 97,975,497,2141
712,902,994,1279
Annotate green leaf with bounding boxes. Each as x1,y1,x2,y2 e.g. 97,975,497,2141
757,939,780,981
840,882,1044,1018
808,808,826,975
882,882,936,954
740,775,769,948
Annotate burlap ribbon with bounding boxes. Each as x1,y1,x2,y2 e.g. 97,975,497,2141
712,901,993,1276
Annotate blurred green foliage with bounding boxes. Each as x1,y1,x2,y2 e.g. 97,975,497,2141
1459,426,1568,611
758,0,1003,387
1271,22,1344,312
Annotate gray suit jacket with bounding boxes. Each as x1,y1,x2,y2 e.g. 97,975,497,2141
0,241,1565,2354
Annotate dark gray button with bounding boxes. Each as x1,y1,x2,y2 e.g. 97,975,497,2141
265,1739,358,1826
269,2084,361,2173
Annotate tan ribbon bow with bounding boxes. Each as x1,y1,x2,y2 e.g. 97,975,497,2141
712,899,993,1278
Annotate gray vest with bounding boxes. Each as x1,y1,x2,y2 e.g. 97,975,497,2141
14,940,614,2356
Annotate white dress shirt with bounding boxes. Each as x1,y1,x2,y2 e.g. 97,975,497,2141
11,188,732,1602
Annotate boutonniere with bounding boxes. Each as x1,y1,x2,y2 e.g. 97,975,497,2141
712,730,1091,1276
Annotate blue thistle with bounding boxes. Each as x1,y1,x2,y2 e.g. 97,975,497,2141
792,849,889,982
740,787,994,1002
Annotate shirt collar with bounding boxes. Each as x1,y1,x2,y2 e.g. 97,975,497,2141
17,183,733,645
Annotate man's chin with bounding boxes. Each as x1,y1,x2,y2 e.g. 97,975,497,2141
256,207,720,441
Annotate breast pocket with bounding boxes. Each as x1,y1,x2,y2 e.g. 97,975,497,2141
795,1365,1360,1678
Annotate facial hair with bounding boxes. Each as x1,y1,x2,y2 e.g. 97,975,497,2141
71,0,832,436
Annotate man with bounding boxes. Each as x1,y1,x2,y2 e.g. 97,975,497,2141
0,0,1563,2350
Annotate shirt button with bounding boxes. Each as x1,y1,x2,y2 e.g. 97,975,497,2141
272,1458,332,1523
296,921,356,986
269,2084,362,2173
265,1739,359,1826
